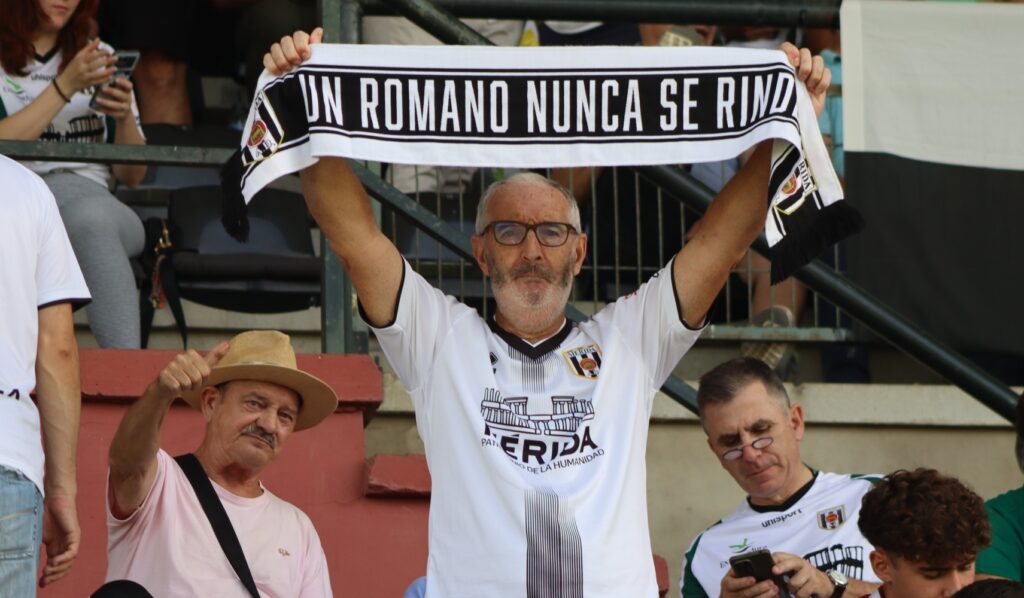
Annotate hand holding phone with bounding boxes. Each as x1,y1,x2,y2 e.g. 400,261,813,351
90,50,139,109
729,549,793,597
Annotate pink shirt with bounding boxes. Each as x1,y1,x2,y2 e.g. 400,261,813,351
106,450,332,597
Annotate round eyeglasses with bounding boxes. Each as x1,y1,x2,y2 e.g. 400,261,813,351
721,436,774,461
482,221,578,247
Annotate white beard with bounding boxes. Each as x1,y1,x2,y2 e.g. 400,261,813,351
488,254,575,336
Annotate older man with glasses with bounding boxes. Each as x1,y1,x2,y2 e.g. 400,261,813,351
680,357,882,598
265,26,834,598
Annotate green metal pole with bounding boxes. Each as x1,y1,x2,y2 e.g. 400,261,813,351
382,0,491,45
363,0,840,28
635,165,1019,423
319,0,367,354
0,140,231,166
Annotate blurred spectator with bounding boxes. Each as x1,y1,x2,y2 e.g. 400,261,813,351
223,0,316,99
0,0,147,348
805,28,844,179
802,26,872,383
976,392,1024,582
96,0,197,125
859,468,991,598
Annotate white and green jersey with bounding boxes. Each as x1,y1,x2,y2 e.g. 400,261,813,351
680,471,882,597
0,42,140,188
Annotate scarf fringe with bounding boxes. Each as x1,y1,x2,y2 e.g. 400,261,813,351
767,201,865,284
220,148,250,242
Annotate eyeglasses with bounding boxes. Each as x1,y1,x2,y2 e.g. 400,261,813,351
482,221,578,247
721,436,774,461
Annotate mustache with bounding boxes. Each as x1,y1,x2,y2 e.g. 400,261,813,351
510,263,555,282
241,423,277,448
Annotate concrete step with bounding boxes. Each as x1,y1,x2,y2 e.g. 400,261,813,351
365,454,431,498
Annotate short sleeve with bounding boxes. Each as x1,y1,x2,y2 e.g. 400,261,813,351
680,534,711,598
366,259,472,397
592,256,704,388
977,490,1024,581
299,523,334,597
107,449,171,537
32,170,90,307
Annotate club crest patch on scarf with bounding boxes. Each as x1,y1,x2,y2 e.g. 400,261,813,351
242,92,285,166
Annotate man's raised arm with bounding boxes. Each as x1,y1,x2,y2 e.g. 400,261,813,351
673,43,831,328
107,343,229,518
265,28,404,327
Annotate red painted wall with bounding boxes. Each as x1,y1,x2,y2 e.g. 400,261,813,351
38,349,429,598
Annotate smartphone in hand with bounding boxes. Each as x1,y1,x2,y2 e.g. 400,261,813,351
89,49,140,110
729,549,793,597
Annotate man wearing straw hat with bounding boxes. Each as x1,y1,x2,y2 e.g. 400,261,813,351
103,330,337,597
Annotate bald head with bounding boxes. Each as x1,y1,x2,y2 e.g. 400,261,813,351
475,172,581,234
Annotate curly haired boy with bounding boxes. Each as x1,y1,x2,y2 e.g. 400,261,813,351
858,468,991,598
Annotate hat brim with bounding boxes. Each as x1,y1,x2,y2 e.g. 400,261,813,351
181,364,339,431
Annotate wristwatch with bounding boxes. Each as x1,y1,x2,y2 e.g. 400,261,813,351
827,570,849,598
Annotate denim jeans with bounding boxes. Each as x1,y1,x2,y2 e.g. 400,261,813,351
0,466,43,598
403,576,427,598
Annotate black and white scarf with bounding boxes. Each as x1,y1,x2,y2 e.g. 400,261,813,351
225,44,862,282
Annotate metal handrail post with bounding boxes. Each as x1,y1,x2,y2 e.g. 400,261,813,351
384,0,492,45
319,0,367,354
635,165,1019,422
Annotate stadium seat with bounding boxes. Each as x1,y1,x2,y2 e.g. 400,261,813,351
142,185,320,348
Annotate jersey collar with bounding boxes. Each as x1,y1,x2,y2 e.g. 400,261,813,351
747,467,819,513
34,46,60,65
488,317,573,360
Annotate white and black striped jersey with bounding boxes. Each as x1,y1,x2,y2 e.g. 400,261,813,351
680,471,883,598
370,257,702,597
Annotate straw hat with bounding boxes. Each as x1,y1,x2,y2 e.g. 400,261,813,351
181,330,338,431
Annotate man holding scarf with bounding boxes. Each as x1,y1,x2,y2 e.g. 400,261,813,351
264,28,830,597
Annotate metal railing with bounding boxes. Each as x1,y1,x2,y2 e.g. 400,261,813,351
343,0,1019,422
0,0,1016,422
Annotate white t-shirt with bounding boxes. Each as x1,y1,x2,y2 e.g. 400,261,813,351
680,471,883,597
0,155,89,494
371,257,702,597
106,450,332,597
0,42,142,188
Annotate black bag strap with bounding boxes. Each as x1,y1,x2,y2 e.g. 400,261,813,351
174,453,260,598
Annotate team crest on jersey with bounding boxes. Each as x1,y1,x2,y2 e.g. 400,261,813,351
816,505,846,531
562,344,602,379
241,90,285,166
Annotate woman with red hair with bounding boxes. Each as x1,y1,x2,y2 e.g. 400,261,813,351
0,0,147,349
